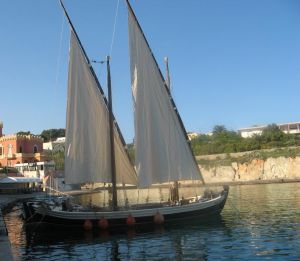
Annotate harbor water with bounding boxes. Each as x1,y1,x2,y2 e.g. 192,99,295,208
4,183,300,260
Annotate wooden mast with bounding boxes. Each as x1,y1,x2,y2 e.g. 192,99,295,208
107,56,118,210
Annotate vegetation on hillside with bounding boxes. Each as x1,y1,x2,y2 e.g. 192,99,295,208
197,147,300,169
51,151,65,170
191,124,300,156
126,143,135,164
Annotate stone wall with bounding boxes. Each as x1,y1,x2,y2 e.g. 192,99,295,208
200,156,300,183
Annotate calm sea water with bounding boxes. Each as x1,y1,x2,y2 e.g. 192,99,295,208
4,183,300,260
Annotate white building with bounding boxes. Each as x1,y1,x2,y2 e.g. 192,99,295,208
14,161,55,180
43,137,65,152
238,122,300,138
187,132,199,140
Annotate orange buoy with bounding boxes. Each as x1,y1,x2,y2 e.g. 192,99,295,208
126,214,136,227
153,211,164,225
83,219,93,231
98,217,109,230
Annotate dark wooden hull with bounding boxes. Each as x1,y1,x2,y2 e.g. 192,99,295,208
23,186,229,231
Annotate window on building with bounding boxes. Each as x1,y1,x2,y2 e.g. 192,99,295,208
7,144,13,157
33,145,38,154
0,145,3,156
19,146,23,153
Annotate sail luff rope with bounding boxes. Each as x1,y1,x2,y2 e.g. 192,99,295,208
109,0,120,58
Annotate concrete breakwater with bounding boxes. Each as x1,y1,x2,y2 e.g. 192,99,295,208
0,210,14,261
199,156,300,184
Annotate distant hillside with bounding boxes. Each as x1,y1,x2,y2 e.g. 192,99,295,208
191,124,300,156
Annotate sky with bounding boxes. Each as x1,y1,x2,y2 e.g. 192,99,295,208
0,0,299,142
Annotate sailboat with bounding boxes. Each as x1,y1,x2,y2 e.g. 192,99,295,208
22,0,229,230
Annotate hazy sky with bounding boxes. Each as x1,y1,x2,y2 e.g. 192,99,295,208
1,0,299,142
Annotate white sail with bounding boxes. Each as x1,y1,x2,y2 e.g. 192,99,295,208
128,7,203,188
65,30,137,185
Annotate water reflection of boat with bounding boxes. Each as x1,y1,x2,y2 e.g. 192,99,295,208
22,213,227,244
3,200,230,261
22,0,228,231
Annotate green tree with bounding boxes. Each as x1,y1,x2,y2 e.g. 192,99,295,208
41,129,65,142
212,125,227,136
260,124,284,148
262,124,283,141
17,131,31,135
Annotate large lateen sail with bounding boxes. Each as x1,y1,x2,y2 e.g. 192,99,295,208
127,4,204,188
65,30,137,185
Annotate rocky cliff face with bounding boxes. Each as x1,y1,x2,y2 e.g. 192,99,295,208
200,156,300,183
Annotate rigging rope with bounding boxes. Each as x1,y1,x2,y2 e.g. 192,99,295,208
109,0,120,58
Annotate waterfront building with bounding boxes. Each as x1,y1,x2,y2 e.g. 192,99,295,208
238,121,300,138
0,122,50,167
14,161,55,180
